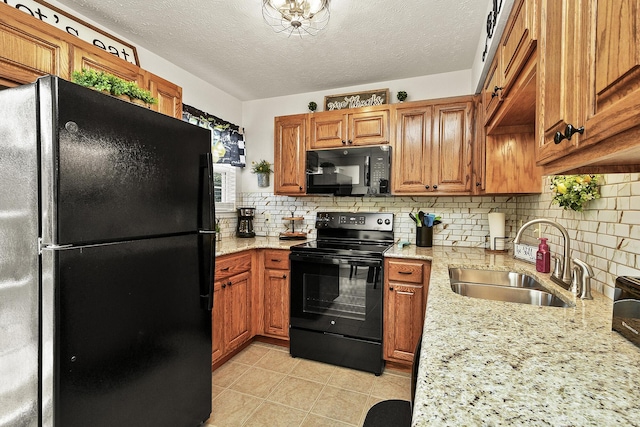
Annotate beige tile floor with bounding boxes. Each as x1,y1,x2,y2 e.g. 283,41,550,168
204,341,411,427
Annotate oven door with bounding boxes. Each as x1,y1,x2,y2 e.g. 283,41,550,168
289,252,383,341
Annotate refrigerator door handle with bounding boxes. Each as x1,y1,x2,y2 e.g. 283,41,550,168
198,152,215,311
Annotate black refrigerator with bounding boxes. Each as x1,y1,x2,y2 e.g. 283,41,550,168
0,75,215,427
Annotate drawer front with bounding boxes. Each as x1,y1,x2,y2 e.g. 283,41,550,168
215,252,252,280
264,250,289,270
388,260,424,284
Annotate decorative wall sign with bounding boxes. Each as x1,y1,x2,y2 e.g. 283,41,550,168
182,104,246,167
5,0,139,65
481,0,503,62
324,89,389,111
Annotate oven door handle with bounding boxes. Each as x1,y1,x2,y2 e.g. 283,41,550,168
289,252,382,267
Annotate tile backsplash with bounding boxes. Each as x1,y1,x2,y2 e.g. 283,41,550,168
234,173,640,299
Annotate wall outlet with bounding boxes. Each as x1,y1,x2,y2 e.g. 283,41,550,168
265,212,271,222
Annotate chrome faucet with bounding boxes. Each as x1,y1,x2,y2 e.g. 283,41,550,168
514,219,572,285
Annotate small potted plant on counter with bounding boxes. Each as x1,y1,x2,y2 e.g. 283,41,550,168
251,159,273,188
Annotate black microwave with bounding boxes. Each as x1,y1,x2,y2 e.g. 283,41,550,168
306,146,391,196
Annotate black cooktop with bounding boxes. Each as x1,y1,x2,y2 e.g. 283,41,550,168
290,239,392,257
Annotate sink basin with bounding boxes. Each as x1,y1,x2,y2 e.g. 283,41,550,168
449,268,572,308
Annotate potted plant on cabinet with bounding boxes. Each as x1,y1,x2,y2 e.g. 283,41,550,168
251,159,273,188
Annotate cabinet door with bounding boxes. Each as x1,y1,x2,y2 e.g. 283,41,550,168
147,71,182,119
70,45,145,87
482,55,503,124
224,271,251,351
582,0,640,147
499,0,537,96
431,101,473,193
263,269,289,338
392,105,433,193
211,281,224,365
384,283,424,363
537,0,585,163
349,109,390,145
274,114,307,195
309,111,347,148
0,12,69,85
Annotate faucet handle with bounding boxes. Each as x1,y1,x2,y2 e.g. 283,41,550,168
570,266,581,295
552,255,563,280
572,258,594,300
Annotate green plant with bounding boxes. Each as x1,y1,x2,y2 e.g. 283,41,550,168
550,175,601,212
110,76,129,96
251,159,273,174
308,101,317,112
397,91,408,102
72,68,100,87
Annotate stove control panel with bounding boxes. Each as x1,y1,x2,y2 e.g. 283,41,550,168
315,212,394,231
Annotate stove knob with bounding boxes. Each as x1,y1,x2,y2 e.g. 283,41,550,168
384,219,391,225
377,219,383,224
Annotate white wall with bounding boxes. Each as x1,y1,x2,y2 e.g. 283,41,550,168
241,69,474,193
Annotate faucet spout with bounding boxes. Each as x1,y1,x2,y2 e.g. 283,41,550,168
514,219,572,284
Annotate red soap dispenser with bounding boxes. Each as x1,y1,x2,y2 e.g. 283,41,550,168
536,237,551,273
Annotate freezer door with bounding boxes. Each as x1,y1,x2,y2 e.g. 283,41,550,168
47,235,212,427
38,76,212,246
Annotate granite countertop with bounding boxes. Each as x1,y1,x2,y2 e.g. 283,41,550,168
214,236,302,256
384,245,640,426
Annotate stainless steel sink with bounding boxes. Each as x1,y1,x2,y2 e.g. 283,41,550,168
449,268,572,308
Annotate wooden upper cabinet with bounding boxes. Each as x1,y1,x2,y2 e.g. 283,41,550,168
431,101,473,193
392,97,473,195
0,3,183,118
147,72,182,119
499,0,537,97
0,6,69,86
274,114,307,195
309,107,389,148
538,0,640,173
392,104,433,193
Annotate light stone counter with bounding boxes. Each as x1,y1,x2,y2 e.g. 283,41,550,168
214,236,302,256
383,245,640,426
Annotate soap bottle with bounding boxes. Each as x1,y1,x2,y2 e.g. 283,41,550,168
536,237,551,273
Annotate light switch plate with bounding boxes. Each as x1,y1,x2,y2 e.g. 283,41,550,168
514,243,536,264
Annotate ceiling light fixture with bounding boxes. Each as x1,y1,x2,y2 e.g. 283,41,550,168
262,0,330,38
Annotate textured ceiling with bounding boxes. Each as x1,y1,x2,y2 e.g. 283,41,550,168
55,0,488,101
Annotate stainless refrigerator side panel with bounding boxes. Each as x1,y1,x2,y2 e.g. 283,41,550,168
38,76,57,249
0,85,39,426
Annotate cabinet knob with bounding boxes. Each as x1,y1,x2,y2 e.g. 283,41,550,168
433,184,438,189
424,185,430,189
348,140,353,145
554,131,566,144
221,283,226,288
299,186,303,190
227,281,232,287
389,286,394,291
564,124,584,140
282,274,287,279
342,140,346,145
476,182,482,186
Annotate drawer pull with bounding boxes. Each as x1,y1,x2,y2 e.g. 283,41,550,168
220,267,230,271
398,291,414,296
398,271,413,275
271,259,281,262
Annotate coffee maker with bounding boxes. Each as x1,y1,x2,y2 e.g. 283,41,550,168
236,207,255,238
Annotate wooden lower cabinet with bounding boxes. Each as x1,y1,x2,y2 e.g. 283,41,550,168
384,258,431,365
262,250,290,339
212,252,253,367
